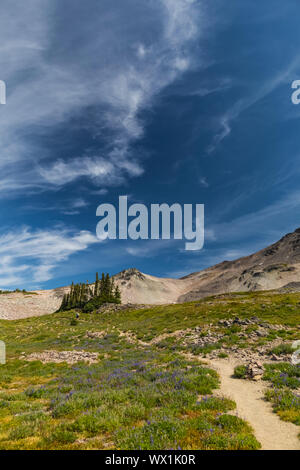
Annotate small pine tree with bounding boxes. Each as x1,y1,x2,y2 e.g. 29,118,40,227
100,273,105,297
61,294,68,310
104,273,111,300
114,285,121,304
94,272,99,297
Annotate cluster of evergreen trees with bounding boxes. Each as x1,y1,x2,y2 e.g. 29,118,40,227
59,273,121,312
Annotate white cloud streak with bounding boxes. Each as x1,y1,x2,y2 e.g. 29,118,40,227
207,58,300,154
0,227,100,288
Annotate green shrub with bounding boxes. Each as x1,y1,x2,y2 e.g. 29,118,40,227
263,363,300,389
48,426,77,444
233,365,247,379
191,342,222,356
9,424,35,440
265,389,300,425
218,352,228,358
195,396,236,412
216,414,249,432
202,432,261,450
269,343,294,356
225,325,242,334
116,417,187,450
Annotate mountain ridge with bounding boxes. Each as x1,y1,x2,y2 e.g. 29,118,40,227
1,228,300,319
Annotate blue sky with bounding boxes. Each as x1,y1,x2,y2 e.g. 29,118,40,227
1,0,300,289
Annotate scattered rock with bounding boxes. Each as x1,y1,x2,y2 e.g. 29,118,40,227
251,316,259,322
218,320,231,327
96,303,150,314
86,330,106,339
21,350,99,365
256,329,267,337
271,354,281,361
259,322,270,329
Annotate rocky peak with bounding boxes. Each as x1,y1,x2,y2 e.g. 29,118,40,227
115,268,146,281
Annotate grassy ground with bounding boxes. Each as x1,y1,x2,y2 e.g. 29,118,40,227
263,363,300,435
0,290,299,450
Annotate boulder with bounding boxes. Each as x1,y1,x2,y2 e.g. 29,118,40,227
247,361,264,380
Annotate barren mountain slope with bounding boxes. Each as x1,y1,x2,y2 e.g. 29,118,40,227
113,268,194,304
0,287,68,320
178,227,300,302
116,229,300,304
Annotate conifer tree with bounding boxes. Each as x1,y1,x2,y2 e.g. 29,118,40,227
100,273,105,297
61,294,68,310
94,272,99,297
104,273,110,300
114,285,121,304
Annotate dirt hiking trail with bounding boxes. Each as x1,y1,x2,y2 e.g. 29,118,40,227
206,358,300,450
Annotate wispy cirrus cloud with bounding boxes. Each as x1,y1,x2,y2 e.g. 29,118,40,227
0,0,204,195
199,176,209,188
210,189,300,244
207,58,300,154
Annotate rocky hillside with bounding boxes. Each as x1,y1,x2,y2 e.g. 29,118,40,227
178,227,300,302
0,287,68,320
115,228,300,304
113,268,194,305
